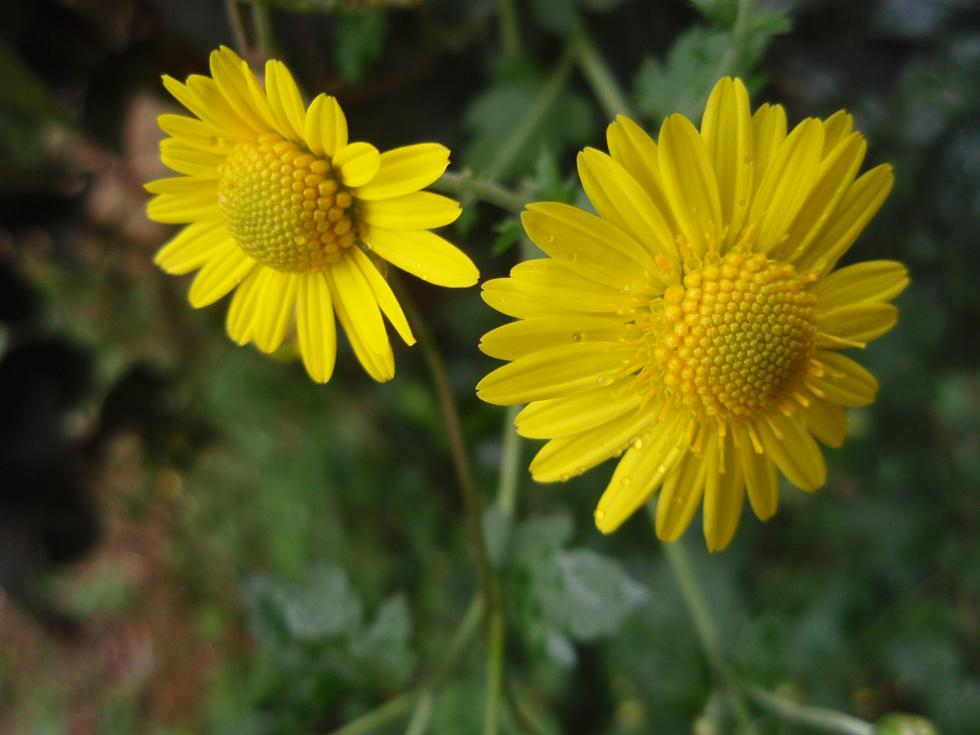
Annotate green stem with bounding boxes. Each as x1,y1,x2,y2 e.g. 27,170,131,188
432,172,525,214
658,531,758,734
743,685,874,735
496,405,522,516
715,0,757,77
497,0,521,60
483,610,505,735
571,23,635,120
250,0,275,60
486,47,575,182
328,692,419,735
223,0,250,57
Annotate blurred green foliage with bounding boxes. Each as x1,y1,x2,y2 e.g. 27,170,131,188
0,0,977,734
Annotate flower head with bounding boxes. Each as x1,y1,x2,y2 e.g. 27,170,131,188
477,78,907,551
147,47,478,383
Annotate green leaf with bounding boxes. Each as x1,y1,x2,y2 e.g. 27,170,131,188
875,714,940,735
633,27,730,123
331,11,388,85
347,594,415,686
463,63,595,181
689,0,739,27
490,217,523,257
525,148,579,203
527,0,630,35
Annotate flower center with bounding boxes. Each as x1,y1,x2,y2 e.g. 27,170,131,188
218,135,357,272
650,251,816,422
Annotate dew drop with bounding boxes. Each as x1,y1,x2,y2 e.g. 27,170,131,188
572,332,583,342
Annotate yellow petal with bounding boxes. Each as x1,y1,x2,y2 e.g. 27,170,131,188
145,176,219,196
655,436,712,542
328,255,394,382
356,144,450,201
756,413,826,491
147,193,221,224
209,47,267,132
157,114,234,154
159,139,224,178
481,279,566,319
777,132,866,263
505,258,636,314
296,272,337,384
264,60,306,142
594,411,688,533
333,141,381,188
702,434,744,552
362,226,477,287
813,260,908,310
750,103,787,197
515,381,641,439
606,115,680,234
798,392,848,448
225,267,264,345
350,248,415,346
747,117,824,252
817,302,898,344
252,270,299,354
657,114,723,254
822,110,854,156
521,203,657,293
162,75,251,140
303,94,348,157
476,342,634,406
736,429,779,521
576,148,677,265
188,240,256,308
808,351,878,407
796,164,894,275
154,222,228,275
529,408,655,483
700,77,753,247
359,192,461,230
480,315,631,361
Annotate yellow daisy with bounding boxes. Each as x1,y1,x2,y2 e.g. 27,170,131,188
147,46,478,383
476,77,908,551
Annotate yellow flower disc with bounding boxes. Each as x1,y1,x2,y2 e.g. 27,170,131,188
652,251,816,421
219,134,356,273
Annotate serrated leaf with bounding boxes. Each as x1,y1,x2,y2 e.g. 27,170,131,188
689,0,739,27
490,217,523,257
347,594,415,686
331,12,388,85
526,148,579,203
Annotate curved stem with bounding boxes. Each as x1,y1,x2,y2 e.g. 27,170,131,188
497,0,521,60
743,684,874,735
572,23,635,120
223,0,250,57
328,692,418,735
715,0,757,77
496,405,522,516
432,172,525,214
659,534,758,734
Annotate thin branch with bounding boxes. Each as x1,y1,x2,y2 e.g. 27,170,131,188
571,23,635,120
497,0,521,60
715,0,758,78
431,172,525,215
743,684,874,735
223,0,250,57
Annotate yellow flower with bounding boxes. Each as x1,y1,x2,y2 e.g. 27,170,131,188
147,46,478,383
477,77,908,551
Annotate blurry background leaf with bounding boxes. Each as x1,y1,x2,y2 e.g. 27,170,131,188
330,11,388,85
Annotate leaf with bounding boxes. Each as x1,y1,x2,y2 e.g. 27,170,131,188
347,594,415,686
490,217,523,257
331,11,388,85
463,63,595,181
689,0,739,27
527,0,630,35
525,148,579,203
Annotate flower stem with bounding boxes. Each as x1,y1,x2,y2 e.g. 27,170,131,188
571,23,635,120
743,684,874,735
496,405,522,516
223,0,250,57
250,0,275,60
328,692,418,735
497,0,521,60
432,172,525,214
715,0,758,77
658,532,758,734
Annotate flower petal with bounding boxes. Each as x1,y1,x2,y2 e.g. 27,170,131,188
817,302,898,345
576,148,677,265
736,430,779,520
297,272,337,384
822,110,854,156
225,267,264,345
798,392,848,448
328,255,394,382
514,381,641,439
807,351,878,407
521,203,658,293
595,411,688,533
304,94,348,157
209,47,268,132
147,193,221,224
655,436,712,542
356,144,450,201
361,226,477,287
702,434,744,552
188,240,256,307
264,60,306,142
750,103,787,197
334,141,381,188
504,259,636,314
700,77,753,248
529,408,655,483
159,139,224,178
350,248,415,346
154,222,229,275
756,413,826,491
253,270,299,354
657,114,723,255
476,342,634,406
480,315,632,361
813,260,909,310
606,115,679,234
359,192,461,230
747,118,825,253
